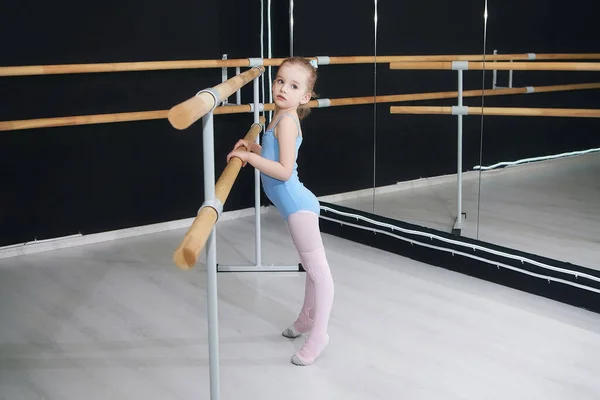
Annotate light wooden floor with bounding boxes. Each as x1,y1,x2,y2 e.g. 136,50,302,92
1,210,600,400
337,152,600,270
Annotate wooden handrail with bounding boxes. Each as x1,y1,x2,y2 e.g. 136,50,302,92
172,119,265,270
390,106,600,118
2,83,599,132
167,66,264,130
2,54,600,76
313,83,600,108
390,61,600,71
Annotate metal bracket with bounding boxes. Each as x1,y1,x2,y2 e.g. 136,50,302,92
249,103,265,112
199,199,224,220
248,58,264,67
452,106,468,115
452,61,469,71
196,88,220,112
316,56,331,65
317,98,331,108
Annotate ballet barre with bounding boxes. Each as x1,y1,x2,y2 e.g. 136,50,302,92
3,53,600,76
3,83,600,132
390,106,600,118
388,61,600,236
390,61,600,71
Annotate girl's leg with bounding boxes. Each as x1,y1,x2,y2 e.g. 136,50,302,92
282,217,316,338
282,271,314,338
286,211,334,366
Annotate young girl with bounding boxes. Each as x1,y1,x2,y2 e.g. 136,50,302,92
226,57,334,366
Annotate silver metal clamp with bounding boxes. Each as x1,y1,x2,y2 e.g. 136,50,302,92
196,88,221,112
452,106,469,115
452,61,469,71
199,199,224,220
249,103,265,112
317,98,331,108
248,58,264,67
315,56,331,65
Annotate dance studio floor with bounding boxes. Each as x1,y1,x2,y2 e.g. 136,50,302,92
334,152,600,271
1,209,600,400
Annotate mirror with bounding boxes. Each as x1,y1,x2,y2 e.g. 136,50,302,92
360,2,488,239
477,0,600,271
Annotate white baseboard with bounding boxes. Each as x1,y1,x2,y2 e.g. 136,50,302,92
0,206,269,260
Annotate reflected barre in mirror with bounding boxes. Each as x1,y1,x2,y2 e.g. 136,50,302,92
385,57,600,271
474,1,600,273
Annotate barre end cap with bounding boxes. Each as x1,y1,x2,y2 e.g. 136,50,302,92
173,247,197,270
168,94,214,130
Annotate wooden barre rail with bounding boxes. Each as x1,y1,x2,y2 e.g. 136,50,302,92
173,119,265,270
390,61,600,71
0,104,276,131
390,106,600,118
2,83,600,132
168,66,264,130
2,54,600,76
309,83,600,108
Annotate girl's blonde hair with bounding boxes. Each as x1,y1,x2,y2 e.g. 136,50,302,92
277,56,318,120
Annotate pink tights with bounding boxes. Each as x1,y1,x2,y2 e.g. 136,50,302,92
287,211,334,365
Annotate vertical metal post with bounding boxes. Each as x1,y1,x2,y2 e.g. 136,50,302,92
453,69,464,235
253,75,262,266
492,50,498,89
372,0,378,214
289,0,294,56
221,55,229,105
267,0,273,122
236,67,242,104
260,0,267,123
509,61,514,88
202,111,220,399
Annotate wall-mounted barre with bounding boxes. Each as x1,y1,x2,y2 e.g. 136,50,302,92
2,54,600,76
390,106,600,118
390,61,600,71
2,83,599,132
173,119,264,270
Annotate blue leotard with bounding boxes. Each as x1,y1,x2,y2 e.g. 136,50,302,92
260,114,320,220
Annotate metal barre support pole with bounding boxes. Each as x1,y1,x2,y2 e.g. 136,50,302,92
253,76,262,266
203,109,220,399
453,69,464,236
236,67,242,104
493,50,498,89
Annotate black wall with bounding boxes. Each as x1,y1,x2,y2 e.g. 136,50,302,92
0,0,261,246
1,0,598,247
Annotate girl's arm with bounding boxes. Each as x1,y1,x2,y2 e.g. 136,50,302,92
227,116,297,181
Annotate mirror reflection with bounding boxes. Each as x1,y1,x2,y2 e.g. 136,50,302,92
477,0,600,270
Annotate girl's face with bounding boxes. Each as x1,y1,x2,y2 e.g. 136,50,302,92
272,63,312,110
